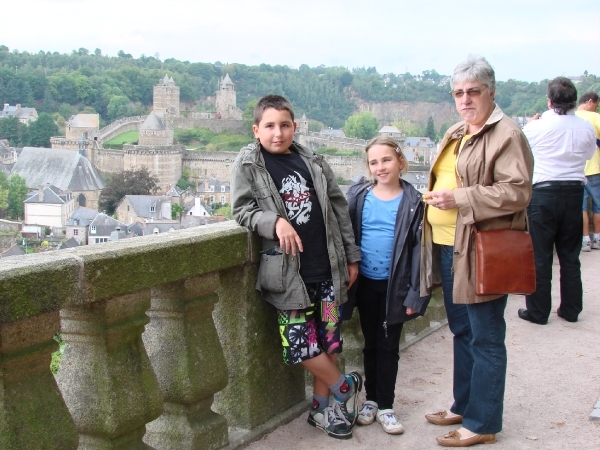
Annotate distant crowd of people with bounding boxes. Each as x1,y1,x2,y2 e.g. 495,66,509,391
230,54,598,447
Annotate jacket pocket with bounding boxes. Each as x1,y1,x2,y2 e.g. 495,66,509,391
259,248,286,293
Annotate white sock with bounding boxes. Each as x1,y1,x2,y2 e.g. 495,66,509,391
583,236,591,243
594,233,600,240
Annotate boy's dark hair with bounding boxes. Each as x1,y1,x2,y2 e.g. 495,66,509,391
254,95,295,125
578,91,599,105
547,77,577,115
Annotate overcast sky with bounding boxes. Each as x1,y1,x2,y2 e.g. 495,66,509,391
4,0,600,82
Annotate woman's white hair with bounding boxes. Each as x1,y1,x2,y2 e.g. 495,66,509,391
451,54,496,92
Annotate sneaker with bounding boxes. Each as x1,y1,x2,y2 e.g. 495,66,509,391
307,404,352,440
357,401,378,426
592,238,600,250
333,372,363,427
582,239,592,252
376,409,405,435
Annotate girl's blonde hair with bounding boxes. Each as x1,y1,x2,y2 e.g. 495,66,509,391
364,136,409,180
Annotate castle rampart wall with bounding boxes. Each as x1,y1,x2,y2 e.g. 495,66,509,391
173,118,246,134
97,116,147,143
124,144,184,190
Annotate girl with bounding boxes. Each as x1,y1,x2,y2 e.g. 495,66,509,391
344,136,430,435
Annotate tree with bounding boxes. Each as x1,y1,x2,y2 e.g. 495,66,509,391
27,112,59,147
99,167,160,215
213,204,232,219
243,99,259,137
344,111,379,140
6,174,28,220
107,96,132,121
392,118,423,137
0,116,28,146
425,116,436,141
171,203,183,220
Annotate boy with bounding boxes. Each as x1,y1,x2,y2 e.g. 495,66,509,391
231,95,362,440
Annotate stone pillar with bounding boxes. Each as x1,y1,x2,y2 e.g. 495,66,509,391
142,273,229,450
56,292,163,450
213,265,306,429
0,311,78,449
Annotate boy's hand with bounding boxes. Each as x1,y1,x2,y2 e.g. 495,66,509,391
275,217,303,256
347,262,358,288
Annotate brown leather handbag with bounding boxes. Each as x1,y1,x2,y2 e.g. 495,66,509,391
474,224,536,296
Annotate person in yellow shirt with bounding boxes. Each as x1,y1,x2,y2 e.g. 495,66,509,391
575,92,600,251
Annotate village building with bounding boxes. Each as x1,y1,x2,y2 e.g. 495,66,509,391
0,103,38,124
378,125,404,140
24,185,75,227
64,206,99,245
0,139,17,165
403,136,436,164
87,213,129,245
12,147,106,210
115,195,172,224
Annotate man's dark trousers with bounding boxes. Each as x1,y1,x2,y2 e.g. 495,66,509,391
526,184,584,322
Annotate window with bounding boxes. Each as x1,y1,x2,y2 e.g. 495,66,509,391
95,238,107,243
90,225,97,234
209,195,215,204
220,196,225,203
150,206,155,213
73,229,79,236
221,186,226,192
200,195,204,202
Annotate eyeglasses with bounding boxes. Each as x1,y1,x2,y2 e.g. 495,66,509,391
450,86,489,99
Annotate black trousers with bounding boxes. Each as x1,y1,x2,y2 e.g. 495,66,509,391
526,184,584,322
356,274,403,410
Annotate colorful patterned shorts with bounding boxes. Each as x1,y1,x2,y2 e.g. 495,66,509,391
277,279,343,365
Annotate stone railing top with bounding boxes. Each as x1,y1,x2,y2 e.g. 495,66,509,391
0,221,249,324
97,115,147,139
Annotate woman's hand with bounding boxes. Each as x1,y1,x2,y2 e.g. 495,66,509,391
424,189,457,211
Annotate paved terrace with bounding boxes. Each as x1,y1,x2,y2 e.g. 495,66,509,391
0,221,598,449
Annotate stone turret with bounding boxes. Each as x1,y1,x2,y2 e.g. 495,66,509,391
138,112,174,146
215,73,242,120
297,113,309,135
153,74,180,118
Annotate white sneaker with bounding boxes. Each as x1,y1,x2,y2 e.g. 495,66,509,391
592,238,600,250
582,240,592,252
356,401,378,426
376,409,404,435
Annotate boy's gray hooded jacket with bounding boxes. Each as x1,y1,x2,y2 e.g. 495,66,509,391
231,140,361,310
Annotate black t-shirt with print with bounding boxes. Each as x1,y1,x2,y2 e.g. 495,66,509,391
261,148,331,284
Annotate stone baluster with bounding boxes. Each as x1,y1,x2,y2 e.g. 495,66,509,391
56,291,163,449
0,311,78,449
142,273,229,450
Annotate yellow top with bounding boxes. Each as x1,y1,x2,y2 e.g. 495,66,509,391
428,136,471,245
575,110,600,176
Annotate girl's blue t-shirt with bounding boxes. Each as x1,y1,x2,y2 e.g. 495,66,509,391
359,190,403,280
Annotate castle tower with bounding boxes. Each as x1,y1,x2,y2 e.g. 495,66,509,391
138,112,174,146
153,74,180,118
215,73,242,120
297,113,309,135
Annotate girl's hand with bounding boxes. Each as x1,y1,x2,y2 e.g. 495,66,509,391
406,307,418,315
347,262,358,288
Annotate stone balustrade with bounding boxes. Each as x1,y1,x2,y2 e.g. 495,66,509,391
0,221,445,449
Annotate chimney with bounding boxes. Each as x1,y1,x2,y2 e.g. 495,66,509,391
38,185,44,202
195,196,200,215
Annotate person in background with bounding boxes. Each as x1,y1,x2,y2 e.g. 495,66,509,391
518,79,596,325
344,136,430,436
420,55,533,447
575,92,600,252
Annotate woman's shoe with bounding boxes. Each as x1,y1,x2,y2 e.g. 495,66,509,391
436,429,496,447
425,410,463,425
356,401,378,425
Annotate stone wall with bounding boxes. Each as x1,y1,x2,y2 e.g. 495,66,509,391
93,148,125,174
0,219,21,232
0,221,446,449
97,116,146,143
123,144,185,190
173,117,246,134
298,132,369,153
182,151,238,180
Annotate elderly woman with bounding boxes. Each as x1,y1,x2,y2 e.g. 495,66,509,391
420,55,533,447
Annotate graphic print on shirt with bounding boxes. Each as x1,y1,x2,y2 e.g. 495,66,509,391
280,171,312,225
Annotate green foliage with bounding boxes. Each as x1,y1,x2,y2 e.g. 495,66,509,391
344,111,379,140
392,118,424,137
99,167,160,214
174,128,249,152
243,99,259,137
213,204,232,219
27,112,59,147
50,333,64,375
0,116,28,146
425,116,436,141
308,122,322,132
6,174,28,220
107,95,132,121
171,203,184,220
0,171,8,212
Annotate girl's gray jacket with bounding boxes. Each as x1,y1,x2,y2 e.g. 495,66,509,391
230,140,361,310
343,178,431,326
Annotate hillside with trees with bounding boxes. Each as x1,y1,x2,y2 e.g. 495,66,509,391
1,45,598,133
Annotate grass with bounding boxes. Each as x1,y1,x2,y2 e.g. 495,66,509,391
103,130,139,149
175,128,250,152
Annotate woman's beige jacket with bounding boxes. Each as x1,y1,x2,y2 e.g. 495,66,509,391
420,105,534,304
